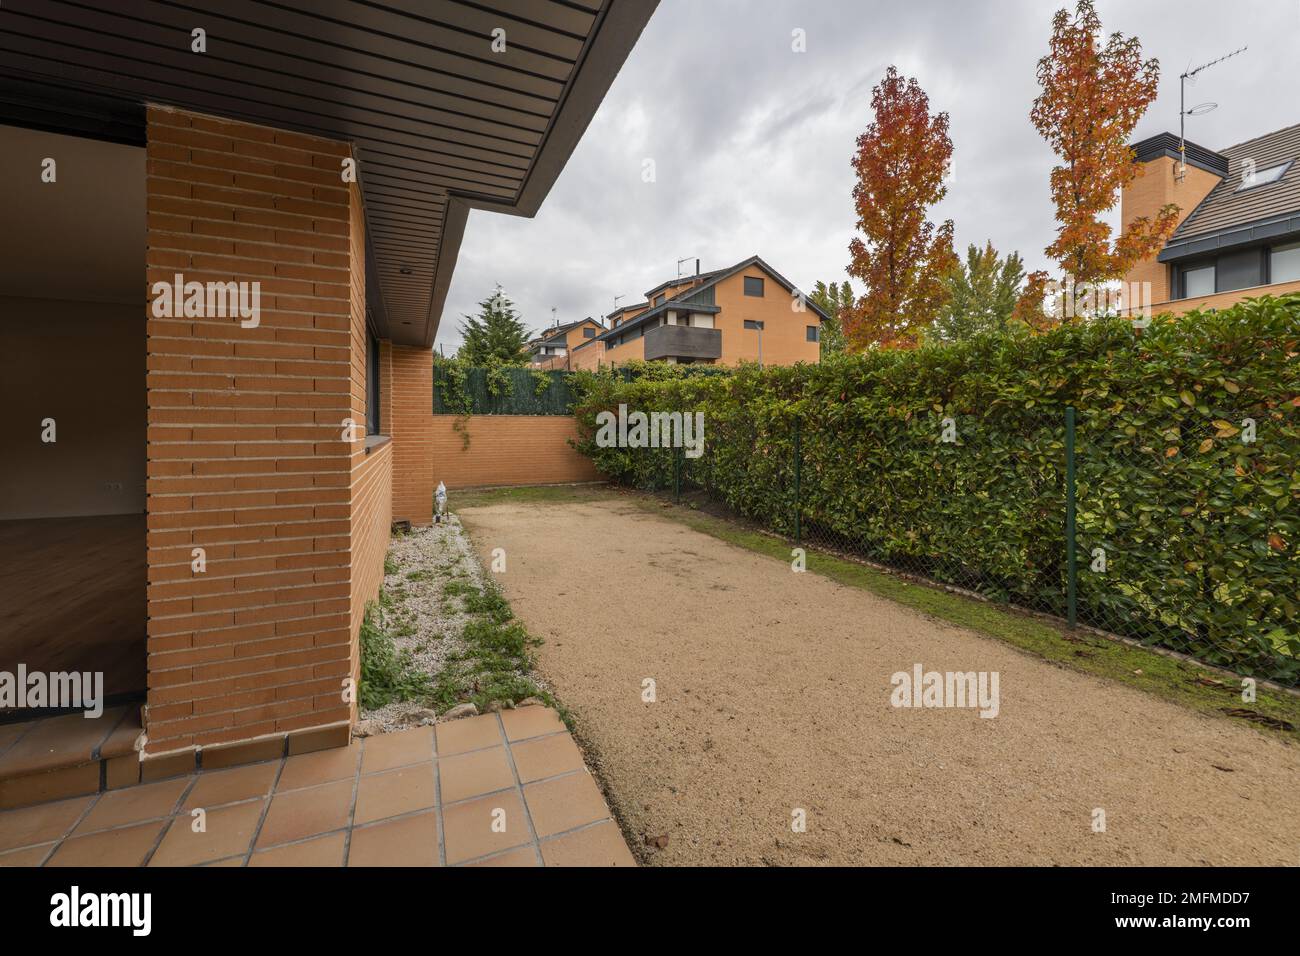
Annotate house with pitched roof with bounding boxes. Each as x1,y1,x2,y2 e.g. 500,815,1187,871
570,256,828,369
528,317,605,370
1122,124,1300,315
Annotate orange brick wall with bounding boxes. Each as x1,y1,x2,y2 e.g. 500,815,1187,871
1121,155,1222,306
143,106,360,755
389,345,435,525
346,180,390,717
430,416,601,490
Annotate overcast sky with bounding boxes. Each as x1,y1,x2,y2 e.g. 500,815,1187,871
435,0,1300,351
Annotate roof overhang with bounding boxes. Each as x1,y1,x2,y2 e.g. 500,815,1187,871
1158,211,1300,263
0,0,658,348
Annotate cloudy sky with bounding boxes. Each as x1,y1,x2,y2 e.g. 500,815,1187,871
435,0,1299,351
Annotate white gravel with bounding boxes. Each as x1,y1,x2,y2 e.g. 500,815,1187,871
361,512,484,733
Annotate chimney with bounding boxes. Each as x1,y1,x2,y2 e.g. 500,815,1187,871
695,258,700,276
1122,133,1225,306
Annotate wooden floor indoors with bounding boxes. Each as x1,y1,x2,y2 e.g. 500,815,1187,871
0,514,145,704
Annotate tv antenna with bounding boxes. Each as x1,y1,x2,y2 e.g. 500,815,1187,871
1177,45,1246,181
676,256,693,279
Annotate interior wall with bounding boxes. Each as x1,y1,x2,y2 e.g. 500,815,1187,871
0,295,146,519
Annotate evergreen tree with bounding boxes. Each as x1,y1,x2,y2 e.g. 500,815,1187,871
931,242,1026,341
457,287,532,364
808,280,854,356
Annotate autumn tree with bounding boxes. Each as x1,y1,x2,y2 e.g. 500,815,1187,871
845,66,958,350
808,279,853,355
1021,0,1180,322
457,286,531,364
932,242,1026,342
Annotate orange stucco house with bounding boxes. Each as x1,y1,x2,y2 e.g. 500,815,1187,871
570,256,828,370
1122,124,1300,316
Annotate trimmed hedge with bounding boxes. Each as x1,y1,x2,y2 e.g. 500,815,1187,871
572,297,1300,684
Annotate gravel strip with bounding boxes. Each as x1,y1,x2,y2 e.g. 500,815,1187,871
360,513,483,734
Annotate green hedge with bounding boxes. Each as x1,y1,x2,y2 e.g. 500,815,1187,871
571,297,1300,684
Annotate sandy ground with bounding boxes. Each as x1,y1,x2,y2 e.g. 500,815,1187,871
458,497,1300,866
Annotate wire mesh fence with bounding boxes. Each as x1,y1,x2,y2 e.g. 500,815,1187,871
432,366,576,415
625,403,1299,687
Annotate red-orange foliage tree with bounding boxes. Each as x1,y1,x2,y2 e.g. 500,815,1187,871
845,66,957,350
1019,0,1179,323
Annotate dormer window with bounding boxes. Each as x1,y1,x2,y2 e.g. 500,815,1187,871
1235,160,1292,191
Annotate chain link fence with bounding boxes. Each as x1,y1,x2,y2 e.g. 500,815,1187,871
626,404,1299,687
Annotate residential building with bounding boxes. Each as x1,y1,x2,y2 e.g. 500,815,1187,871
570,256,827,369
528,317,605,370
0,0,656,803
1122,125,1300,315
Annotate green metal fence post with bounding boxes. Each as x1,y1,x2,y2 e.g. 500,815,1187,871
1065,406,1078,627
673,445,681,504
793,415,802,545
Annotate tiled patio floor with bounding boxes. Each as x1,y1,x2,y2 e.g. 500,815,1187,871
0,707,634,867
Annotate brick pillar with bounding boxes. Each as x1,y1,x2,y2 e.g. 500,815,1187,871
144,106,356,755
389,346,434,525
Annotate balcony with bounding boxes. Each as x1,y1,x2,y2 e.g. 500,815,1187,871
644,324,722,361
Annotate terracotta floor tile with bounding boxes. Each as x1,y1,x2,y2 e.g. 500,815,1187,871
540,821,636,867
202,856,245,867
149,800,264,867
441,790,529,865
0,843,55,867
360,727,434,774
524,772,611,839
347,811,440,867
278,743,361,791
500,706,565,742
183,761,278,811
47,821,165,867
509,733,585,784
249,831,345,867
353,765,436,825
438,746,514,804
434,713,502,756
74,777,189,834
255,778,352,848
467,845,540,867
0,795,93,851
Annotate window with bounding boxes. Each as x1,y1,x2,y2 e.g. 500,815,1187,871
583,327,596,338
1181,264,1215,298
653,294,665,306
743,276,765,297
1235,160,1292,191
1216,249,1264,293
806,325,820,342
1271,241,1300,284
743,319,764,331
365,326,380,437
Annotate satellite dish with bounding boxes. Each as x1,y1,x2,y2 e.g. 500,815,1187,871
1186,102,1218,116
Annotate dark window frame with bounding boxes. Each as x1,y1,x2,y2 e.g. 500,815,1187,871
743,276,765,297
806,325,820,342
365,323,381,437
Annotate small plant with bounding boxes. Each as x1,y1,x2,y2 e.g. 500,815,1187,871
359,595,432,709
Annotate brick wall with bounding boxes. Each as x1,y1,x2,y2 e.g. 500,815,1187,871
346,180,390,714
143,106,361,755
429,415,601,490
1121,155,1222,306
389,346,435,525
